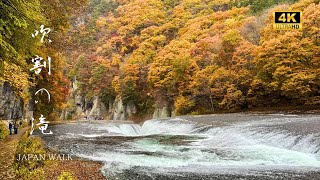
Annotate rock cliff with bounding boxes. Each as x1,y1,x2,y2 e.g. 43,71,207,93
0,82,23,120
61,77,176,121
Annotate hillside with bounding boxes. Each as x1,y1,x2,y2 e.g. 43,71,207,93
63,0,320,120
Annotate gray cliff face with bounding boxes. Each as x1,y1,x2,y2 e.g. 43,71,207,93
61,77,176,121
152,104,174,119
0,82,24,120
112,97,137,120
87,96,107,120
153,106,170,119
60,78,86,120
0,79,174,121
61,78,138,120
84,96,138,120
112,97,125,120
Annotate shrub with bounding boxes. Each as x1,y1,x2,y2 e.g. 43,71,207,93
219,86,245,110
58,171,74,180
14,133,46,179
174,96,195,115
0,122,9,141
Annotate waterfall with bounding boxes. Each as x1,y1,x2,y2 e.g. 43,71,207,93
42,114,320,179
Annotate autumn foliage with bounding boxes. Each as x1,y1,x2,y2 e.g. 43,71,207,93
67,0,320,116
0,0,87,118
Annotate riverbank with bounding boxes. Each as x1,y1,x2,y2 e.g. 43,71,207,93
55,106,320,126
188,104,320,116
0,126,28,179
29,132,107,179
42,158,105,179
0,121,106,180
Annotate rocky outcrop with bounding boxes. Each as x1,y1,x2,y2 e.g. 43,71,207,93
60,77,141,120
61,78,177,120
126,101,137,119
153,106,170,119
152,104,174,119
112,97,137,120
25,93,35,122
60,77,85,120
87,96,107,120
0,82,23,120
112,97,125,120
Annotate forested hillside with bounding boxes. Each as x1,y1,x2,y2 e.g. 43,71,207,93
66,0,319,118
0,0,87,119
1,0,319,120
1,1,319,179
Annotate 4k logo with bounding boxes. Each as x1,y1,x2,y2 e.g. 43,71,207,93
273,11,302,30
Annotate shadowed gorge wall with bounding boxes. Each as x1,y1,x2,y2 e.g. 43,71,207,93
0,82,23,120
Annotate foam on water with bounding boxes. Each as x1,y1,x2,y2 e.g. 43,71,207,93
53,117,320,177
98,119,203,136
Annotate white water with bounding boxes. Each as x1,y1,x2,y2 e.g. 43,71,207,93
47,114,320,178
95,118,204,136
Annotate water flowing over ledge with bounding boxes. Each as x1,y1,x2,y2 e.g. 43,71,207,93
40,113,320,179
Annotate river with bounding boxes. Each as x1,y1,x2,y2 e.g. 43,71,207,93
39,113,320,179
